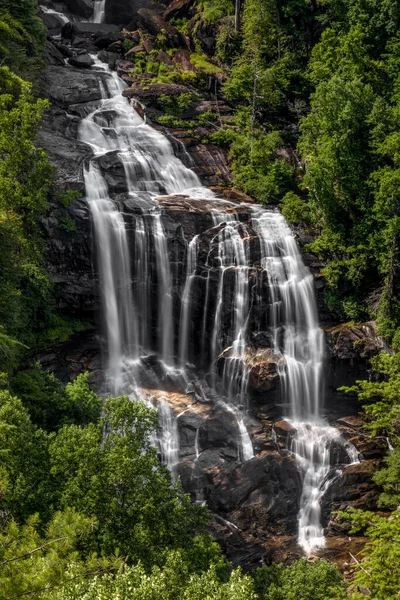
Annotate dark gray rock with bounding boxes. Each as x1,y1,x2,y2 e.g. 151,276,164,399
98,50,118,69
64,0,94,18
68,53,95,68
42,66,105,106
39,130,92,192
45,41,66,66
105,0,164,26
43,197,98,317
94,30,123,49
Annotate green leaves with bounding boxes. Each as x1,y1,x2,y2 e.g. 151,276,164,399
338,508,400,600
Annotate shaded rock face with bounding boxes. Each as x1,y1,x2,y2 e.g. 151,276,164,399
64,0,94,18
105,0,165,25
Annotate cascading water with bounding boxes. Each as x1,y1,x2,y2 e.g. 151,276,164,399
78,57,254,472
92,0,106,23
252,208,357,553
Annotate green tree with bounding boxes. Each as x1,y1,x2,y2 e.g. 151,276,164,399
0,510,118,600
0,68,53,345
50,396,208,567
339,508,400,600
11,367,101,431
254,558,346,599
56,551,256,600
0,388,52,522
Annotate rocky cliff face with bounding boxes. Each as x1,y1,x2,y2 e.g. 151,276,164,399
37,3,386,569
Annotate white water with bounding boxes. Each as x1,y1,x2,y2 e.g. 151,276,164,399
252,208,357,553
40,5,69,25
92,0,106,23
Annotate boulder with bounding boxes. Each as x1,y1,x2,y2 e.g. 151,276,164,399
98,50,118,68
42,66,105,106
64,0,94,18
163,0,195,21
122,81,193,100
68,54,95,68
105,0,164,26
40,10,65,30
38,130,92,191
327,321,385,361
54,42,74,58
94,30,123,49
45,41,66,66
137,8,184,46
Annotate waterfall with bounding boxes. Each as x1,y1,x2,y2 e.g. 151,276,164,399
252,208,357,554
74,44,351,546
92,0,106,23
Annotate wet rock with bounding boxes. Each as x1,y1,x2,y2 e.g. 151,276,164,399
39,130,91,191
54,42,74,58
93,28,123,49
43,198,98,317
41,10,65,30
32,330,101,384
321,460,380,526
107,40,124,52
45,41,66,66
98,50,118,68
68,54,95,68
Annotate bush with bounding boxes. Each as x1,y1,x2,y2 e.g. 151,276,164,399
280,191,310,224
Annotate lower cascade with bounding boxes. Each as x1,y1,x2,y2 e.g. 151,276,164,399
76,51,359,554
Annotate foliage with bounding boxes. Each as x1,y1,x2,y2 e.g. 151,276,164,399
157,92,196,116
338,508,400,600
340,352,400,442
0,510,118,600
0,0,45,83
0,388,52,522
0,67,53,348
57,551,256,600
49,395,209,567
279,191,310,224
11,367,101,431
254,558,346,599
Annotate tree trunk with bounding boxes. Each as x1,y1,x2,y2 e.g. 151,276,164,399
235,0,241,32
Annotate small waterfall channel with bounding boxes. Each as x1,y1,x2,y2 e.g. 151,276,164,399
52,4,359,554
